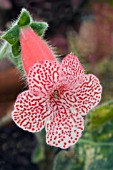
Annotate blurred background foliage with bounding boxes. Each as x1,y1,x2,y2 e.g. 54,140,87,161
0,0,113,170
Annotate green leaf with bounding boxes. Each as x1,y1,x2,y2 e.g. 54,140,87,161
30,22,48,36
18,8,31,27
1,25,19,45
87,100,113,131
12,41,21,56
78,100,113,170
81,119,113,170
53,149,84,170
32,146,45,163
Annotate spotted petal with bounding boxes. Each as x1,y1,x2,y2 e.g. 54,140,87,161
45,108,84,149
61,54,84,88
75,74,102,116
12,90,47,132
28,61,60,97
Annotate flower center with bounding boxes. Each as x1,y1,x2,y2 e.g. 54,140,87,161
53,89,59,99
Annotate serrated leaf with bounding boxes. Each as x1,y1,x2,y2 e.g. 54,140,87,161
30,22,48,36
12,41,21,56
87,100,113,131
18,8,31,27
1,25,19,45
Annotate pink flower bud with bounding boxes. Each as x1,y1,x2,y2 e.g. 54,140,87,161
20,27,56,74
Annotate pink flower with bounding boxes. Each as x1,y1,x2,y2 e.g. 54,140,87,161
12,27,102,149
20,27,56,74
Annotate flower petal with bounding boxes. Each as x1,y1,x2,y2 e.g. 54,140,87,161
61,54,84,87
76,74,102,116
45,108,84,149
12,90,47,132
28,61,60,97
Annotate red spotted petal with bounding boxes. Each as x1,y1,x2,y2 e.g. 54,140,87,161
28,61,60,97
75,74,102,116
12,90,48,132
61,54,84,88
45,108,84,149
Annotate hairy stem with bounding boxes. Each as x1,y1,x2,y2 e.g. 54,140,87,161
0,42,10,59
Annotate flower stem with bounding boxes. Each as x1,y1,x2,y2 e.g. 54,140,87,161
0,112,11,127
0,42,10,59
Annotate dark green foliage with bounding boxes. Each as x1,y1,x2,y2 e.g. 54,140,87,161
32,145,45,163
1,25,19,45
30,22,48,36
87,100,113,131
53,149,84,170
12,41,21,56
85,118,113,170
17,8,31,27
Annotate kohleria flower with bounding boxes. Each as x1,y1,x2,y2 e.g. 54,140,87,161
12,27,102,149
